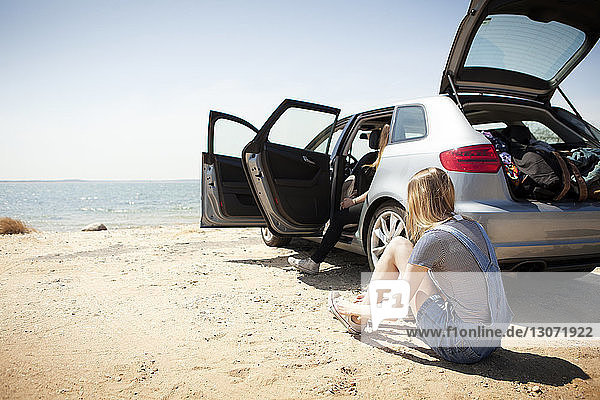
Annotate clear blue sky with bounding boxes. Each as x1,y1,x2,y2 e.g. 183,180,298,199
1,0,599,180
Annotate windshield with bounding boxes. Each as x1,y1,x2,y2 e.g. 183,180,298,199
465,14,586,81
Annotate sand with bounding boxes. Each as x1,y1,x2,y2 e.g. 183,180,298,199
0,225,598,399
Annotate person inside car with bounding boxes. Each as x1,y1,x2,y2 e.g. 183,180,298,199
328,167,513,364
288,124,390,274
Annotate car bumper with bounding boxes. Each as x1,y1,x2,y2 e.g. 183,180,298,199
458,200,600,265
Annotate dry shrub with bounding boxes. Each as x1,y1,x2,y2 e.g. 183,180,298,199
0,217,35,235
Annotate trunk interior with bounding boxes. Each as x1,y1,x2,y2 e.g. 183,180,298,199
462,99,600,203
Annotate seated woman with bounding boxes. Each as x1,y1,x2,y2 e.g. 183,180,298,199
288,125,390,274
329,167,513,364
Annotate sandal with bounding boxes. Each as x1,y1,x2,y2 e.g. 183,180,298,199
328,291,363,335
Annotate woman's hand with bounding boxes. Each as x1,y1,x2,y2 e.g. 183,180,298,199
340,197,355,209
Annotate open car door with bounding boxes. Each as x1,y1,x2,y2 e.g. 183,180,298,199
242,99,340,236
201,111,265,227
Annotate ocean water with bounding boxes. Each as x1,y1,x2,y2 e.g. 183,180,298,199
0,181,200,232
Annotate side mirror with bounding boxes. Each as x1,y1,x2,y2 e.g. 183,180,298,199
360,132,368,139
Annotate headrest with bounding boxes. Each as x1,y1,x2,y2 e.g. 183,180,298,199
504,125,532,145
369,129,381,150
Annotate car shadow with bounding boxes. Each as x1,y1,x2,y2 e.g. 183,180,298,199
227,238,369,291
359,331,589,386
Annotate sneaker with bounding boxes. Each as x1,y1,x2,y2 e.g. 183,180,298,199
288,256,320,275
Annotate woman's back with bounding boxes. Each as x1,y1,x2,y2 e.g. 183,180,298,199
408,217,491,324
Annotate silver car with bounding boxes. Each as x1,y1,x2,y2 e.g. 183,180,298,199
202,0,600,272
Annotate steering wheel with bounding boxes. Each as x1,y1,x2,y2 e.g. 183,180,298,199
345,154,358,176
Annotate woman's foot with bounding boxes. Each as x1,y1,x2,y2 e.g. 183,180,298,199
288,256,320,274
328,292,363,334
337,291,415,323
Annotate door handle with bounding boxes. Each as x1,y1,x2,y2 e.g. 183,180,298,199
302,155,316,166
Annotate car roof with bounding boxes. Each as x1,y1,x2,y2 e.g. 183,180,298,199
340,95,451,120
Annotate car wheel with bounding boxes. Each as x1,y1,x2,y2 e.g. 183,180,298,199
260,227,291,247
366,201,407,271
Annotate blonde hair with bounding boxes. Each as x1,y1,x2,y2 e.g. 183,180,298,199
365,124,390,170
406,167,455,243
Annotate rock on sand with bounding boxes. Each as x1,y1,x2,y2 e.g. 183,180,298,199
82,223,107,232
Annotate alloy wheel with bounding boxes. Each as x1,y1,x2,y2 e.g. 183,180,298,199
369,210,406,266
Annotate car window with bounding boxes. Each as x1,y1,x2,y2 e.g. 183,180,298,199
213,119,258,158
349,130,374,162
268,108,337,153
523,121,564,144
391,106,427,143
465,14,586,81
312,126,343,154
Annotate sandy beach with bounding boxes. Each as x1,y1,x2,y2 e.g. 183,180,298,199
1,224,599,399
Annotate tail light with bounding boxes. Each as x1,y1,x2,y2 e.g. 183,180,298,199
439,144,501,173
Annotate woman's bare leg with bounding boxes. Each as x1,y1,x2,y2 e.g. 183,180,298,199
335,235,440,329
371,236,414,281
361,236,414,307
336,237,415,318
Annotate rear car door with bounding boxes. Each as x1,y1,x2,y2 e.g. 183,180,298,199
242,99,341,236
201,111,265,227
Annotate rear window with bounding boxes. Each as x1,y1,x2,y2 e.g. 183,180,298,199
465,14,586,81
522,121,564,144
473,121,565,144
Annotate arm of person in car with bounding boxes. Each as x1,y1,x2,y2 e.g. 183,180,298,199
353,191,368,205
340,191,367,209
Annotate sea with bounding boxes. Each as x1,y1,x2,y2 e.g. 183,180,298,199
0,180,200,232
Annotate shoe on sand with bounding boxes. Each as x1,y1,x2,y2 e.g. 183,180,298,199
328,291,363,335
288,256,320,275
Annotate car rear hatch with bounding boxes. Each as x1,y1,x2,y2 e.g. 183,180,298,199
441,0,600,103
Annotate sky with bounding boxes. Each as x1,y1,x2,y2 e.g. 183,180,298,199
1,0,599,180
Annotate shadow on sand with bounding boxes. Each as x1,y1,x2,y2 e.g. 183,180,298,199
227,238,368,291
361,330,589,386
227,238,594,386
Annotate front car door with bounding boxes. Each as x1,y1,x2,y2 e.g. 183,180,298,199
201,111,265,227
242,99,341,236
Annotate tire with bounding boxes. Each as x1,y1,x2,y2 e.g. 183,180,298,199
366,201,407,271
260,227,291,247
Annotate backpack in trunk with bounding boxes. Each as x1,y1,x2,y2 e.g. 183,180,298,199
505,126,574,201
